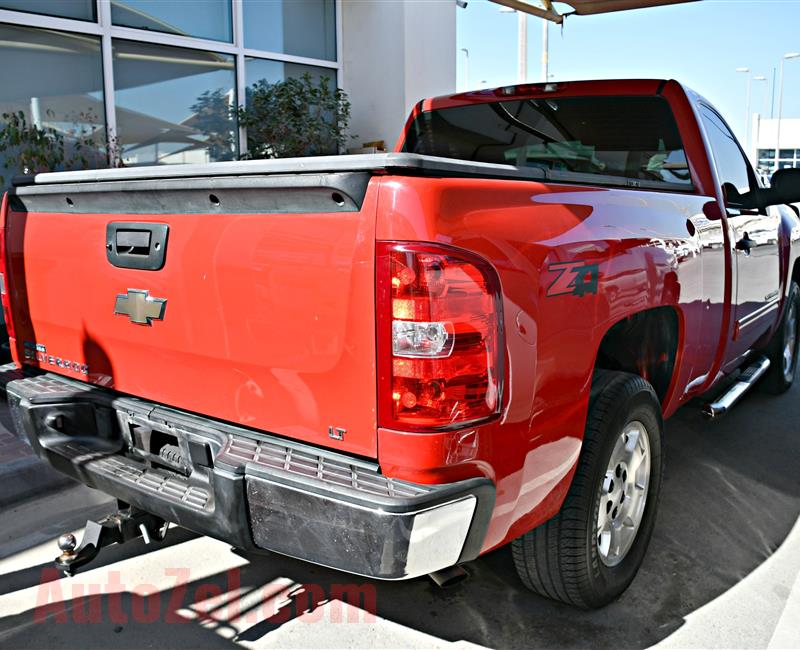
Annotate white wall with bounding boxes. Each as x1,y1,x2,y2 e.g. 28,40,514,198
751,115,800,162
340,0,456,150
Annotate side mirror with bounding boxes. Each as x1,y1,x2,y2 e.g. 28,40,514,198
738,168,800,210
768,167,800,206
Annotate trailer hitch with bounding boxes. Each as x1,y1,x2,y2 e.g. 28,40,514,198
55,505,168,577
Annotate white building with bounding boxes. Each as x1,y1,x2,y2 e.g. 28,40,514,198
0,0,455,174
750,115,800,175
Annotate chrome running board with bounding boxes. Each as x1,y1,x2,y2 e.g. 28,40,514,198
703,356,770,418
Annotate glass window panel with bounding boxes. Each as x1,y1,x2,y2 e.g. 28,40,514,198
779,149,795,159
699,106,754,202
404,96,693,187
113,40,237,166
0,0,95,21
0,24,105,187
111,0,232,43
243,0,336,61
245,57,336,97
758,149,776,159
243,58,339,156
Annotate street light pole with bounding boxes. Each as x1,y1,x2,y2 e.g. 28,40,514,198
746,75,767,155
776,52,800,171
736,67,750,145
517,10,528,83
541,18,548,82
499,6,529,84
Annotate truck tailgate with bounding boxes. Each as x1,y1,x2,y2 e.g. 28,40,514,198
2,173,379,457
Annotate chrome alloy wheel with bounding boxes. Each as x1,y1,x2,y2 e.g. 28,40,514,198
596,420,651,567
783,298,798,382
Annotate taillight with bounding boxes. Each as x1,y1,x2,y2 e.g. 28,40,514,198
377,241,504,431
0,192,14,341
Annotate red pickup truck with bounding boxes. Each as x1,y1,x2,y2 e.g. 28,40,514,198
2,79,799,609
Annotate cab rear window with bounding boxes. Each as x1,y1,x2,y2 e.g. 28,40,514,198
402,95,692,189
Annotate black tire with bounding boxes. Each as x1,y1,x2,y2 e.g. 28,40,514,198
512,371,664,609
761,280,800,394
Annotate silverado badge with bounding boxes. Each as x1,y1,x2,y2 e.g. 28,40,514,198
114,289,167,325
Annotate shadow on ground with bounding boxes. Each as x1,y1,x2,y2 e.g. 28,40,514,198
0,383,798,649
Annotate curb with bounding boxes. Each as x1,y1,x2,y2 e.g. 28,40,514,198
0,454,75,509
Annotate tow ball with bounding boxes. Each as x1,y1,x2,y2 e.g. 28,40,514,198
55,505,168,577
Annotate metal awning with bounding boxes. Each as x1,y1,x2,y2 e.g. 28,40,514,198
489,0,698,24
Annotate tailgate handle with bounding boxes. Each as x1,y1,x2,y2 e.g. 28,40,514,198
106,222,169,271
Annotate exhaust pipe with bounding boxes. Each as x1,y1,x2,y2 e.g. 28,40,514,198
429,565,469,588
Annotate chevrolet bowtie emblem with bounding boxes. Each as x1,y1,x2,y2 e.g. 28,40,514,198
114,289,167,325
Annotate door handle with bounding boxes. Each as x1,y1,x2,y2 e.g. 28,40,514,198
106,222,169,271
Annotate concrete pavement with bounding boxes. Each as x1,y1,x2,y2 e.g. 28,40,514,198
0,401,74,509
0,364,75,508
0,381,798,648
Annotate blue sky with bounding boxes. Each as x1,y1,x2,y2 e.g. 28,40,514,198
457,0,800,143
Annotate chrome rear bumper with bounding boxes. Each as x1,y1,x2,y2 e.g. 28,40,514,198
1,364,494,579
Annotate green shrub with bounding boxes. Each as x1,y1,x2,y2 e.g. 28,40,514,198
238,73,352,159
0,109,106,188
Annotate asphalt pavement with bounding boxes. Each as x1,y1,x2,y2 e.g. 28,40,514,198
0,381,798,649
0,365,74,507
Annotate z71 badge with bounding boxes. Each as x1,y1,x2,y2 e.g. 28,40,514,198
546,261,600,298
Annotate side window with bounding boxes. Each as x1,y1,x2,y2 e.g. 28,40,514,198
700,106,755,207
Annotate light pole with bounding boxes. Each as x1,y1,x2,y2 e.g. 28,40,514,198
460,48,470,90
499,6,529,84
736,67,750,144
541,17,548,82
517,10,527,83
747,75,767,154
776,52,800,171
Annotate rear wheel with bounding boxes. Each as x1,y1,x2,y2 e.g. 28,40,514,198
762,280,800,394
512,371,664,608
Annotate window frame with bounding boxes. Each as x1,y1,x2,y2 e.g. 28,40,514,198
111,37,240,166
699,102,763,212
0,1,97,23
402,94,698,193
109,0,234,45
0,0,342,159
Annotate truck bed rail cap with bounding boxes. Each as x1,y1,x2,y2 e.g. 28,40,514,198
12,153,547,187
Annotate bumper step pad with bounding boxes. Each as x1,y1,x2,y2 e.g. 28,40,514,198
56,440,211,511
218,435,430,500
